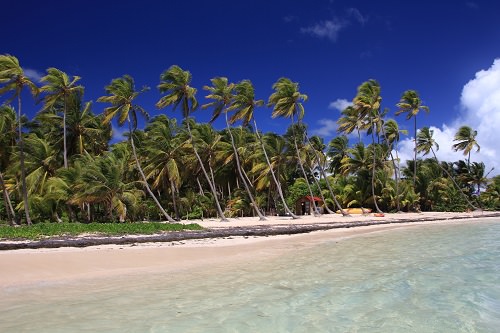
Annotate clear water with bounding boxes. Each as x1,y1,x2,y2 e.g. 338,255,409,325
1,220,499,332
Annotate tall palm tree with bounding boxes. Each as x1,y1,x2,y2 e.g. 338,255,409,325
40,68,83,169
0,54,39,225
396,90,429,188
337,106,365,142
0,104,18,224
383,118,407,211
452,125,480,169
416,127,478,210
353,80,383,213
156,65,227,221
203,77,266,220
229,80,298,218
269,78,322,216
97,75,176,223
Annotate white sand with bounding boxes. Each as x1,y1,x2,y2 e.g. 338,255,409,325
0,211,497,288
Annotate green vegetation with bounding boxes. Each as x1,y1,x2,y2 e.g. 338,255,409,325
0,54,498,228
0,222,203,240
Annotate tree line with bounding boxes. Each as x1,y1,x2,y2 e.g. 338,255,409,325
0,54,498,225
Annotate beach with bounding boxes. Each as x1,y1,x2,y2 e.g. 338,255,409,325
1,211,498,289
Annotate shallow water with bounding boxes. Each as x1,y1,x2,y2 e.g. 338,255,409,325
1,220,500,332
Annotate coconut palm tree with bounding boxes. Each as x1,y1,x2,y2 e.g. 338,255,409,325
383,118,407,211
396,90,429,188
40,68,83,169
203,77,265,220
229,80,298,218
97,75,175,223
156,65,227,221
143,115,184,220
452,125,480,169
353,80,383,213
416,127,478,210
0,54,39,225
337,106,365,142
0,104,18,224
269,78,319,216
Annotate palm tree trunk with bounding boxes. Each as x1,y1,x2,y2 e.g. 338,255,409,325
63,95,68,169
18,94,32,225
252,120,298,218
225,115,265,220
381,126,401,212
0,171,17,225
413,117,417,188
303,131,349,216
128,120,176,223
430,147,478,210
293,137,319,216
186,121,228,221
371,130,383,213
170,179,180,220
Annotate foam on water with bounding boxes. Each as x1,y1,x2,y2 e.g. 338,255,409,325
1,220,499,332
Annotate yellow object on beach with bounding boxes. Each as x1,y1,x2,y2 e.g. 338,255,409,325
335,208,372,214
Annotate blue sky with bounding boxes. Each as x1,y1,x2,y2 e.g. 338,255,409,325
3,0,500,175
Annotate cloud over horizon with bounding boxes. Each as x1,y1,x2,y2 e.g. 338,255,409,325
397,59,500,176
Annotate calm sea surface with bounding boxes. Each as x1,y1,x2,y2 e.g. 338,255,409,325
1,219,499,332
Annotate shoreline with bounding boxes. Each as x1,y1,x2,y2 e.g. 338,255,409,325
0,212,499,289
1,211,499,251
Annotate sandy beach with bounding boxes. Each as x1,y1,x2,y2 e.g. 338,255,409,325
1,211,498,289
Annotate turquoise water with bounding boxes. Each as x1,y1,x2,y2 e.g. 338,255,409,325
1,220,500,332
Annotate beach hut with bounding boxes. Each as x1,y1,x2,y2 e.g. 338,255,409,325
295,196,323,215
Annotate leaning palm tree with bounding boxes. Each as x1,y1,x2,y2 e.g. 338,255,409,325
40,68,83,169
97,75,176,223
268,78,322,216
416,127,478,210
452,125,480,169
396,90,429,188
229,80,298,218
203,77,266,220
156,65,227,221
0,54,39,225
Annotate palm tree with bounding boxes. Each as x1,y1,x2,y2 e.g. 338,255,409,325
396,90,429,188
327,135,349,176
156,65,227,221
353,80,383,213
203,77,265,220
452,125,480,169
383,118,407,211
143,115,184,220
337,106,365,142
97,75,175,223
229,80,298,218
0,104,18,224
416,127,478,210
40,68,83,169
0,54,39,225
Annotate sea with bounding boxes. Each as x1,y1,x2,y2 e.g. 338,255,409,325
1,218,499,332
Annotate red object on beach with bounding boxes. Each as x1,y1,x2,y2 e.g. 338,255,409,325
373,213,385,217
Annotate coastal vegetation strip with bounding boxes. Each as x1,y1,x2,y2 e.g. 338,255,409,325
0,222,202,241
1,212,498,251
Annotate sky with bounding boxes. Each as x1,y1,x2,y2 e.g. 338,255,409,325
3,0,500,176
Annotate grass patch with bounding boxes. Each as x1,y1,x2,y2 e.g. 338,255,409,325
0,222,204,241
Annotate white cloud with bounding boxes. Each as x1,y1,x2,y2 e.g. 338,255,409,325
301,19,345,42
328,98,351,111
397,59,500,176
311,119,338,137
23,68,44,82
347,7,367,25
111,125,128,143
